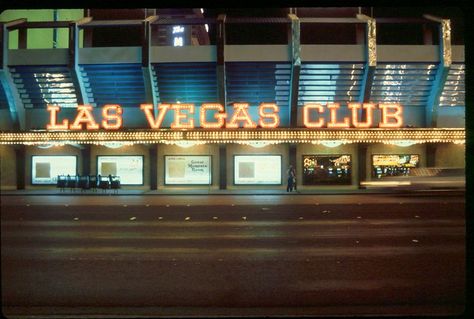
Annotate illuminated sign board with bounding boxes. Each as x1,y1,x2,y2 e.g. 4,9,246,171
32,155,77,184
46,102,403,130
372,154,420,178
234,155,282,185
172,25,185,47
302,155,352,185
165,155,211,185
97,156,144,185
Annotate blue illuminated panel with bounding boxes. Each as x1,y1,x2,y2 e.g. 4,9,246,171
9,65,79,108
80,63,146,108
153,62,218,105
370,63,438,107
226,62,291,126
439,63,465,107
297,63,364,106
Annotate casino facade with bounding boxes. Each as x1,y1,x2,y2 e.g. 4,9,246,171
0,9,465,192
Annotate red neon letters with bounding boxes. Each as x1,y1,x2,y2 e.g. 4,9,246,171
46,102,404,130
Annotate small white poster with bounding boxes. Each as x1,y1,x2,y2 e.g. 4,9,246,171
97,156,143,185
32,156,77,184
165,156,211,185
234,155,281,185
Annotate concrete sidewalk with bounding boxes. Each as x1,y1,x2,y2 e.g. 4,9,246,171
0,188,465,196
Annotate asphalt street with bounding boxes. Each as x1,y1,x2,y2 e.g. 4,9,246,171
1,192,466,318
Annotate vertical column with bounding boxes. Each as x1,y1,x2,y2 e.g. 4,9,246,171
216,14,226,110
18,27,27,49
425,1,453,172
357,143,368,188
357,15,377,124
83,10,93,47
289,144,296,167
424,16,452,128
217,14,227,190
426,144,436,167
68,21,86,105
141,16,159,115
53,9,59,48
219,145,227,190
81,145,91,176
288,14,300,127
289,144,297,190
15,145,25,190
289,144,297,189
1,19,27,131
356,15,376,189
70,18,94,106
149,145,158,190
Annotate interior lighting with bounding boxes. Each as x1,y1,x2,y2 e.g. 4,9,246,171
103,142,133,149
237,141,281,148
174,141,205,148
385,140,418,147
317,140,348,148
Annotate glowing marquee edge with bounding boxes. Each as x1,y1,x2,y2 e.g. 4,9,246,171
0,128,465,145
46,102,404,130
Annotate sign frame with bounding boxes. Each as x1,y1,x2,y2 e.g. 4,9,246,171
96,155,145,186
233,154,283,186
30,155,78,185
163,155,213,186
371,153,421,177
301,154,353,186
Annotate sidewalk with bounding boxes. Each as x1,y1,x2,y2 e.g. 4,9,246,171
0,188,465,196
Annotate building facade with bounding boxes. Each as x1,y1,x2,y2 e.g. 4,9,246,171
0,9,465,191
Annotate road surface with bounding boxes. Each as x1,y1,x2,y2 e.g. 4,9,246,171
1,192,466,318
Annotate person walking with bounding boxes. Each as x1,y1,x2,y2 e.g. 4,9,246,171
287,165,296,192
292,166,297,191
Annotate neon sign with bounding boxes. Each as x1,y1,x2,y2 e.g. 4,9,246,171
46,102,403,130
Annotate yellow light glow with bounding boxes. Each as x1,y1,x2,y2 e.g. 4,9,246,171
327,103,350,128
226,103,257,128
348,103,375,128
303,104,325,128
379,103,403,128
69,105,99,130
140,103,169,129
0,129,466,146
258,103,280,128
171,104,195,129
46,105,69,130
200,103,226,128
101,104,123,130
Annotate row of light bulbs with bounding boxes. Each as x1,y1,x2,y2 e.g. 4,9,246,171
0,129,465,145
